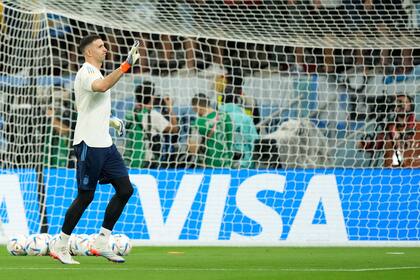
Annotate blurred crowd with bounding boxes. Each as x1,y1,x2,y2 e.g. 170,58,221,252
0,0,419,169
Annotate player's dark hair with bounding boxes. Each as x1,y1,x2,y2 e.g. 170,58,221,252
135,81,155,104
79,34,102,54
192,93,210,107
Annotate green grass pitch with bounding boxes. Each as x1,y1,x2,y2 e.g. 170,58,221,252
1,246,419,280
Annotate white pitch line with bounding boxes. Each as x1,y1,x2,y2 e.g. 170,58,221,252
0,266,420,272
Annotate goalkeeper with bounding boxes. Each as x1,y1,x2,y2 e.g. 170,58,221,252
50,34,139,264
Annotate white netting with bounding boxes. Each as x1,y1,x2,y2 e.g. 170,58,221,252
0,0,419,245
6,0,420,48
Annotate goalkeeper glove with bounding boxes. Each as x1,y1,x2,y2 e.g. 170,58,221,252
120,40,140,73
110,116,125,137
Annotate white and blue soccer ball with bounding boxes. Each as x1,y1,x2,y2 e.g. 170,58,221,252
39,233,52,253
47,234,62,254
25,234,49,256
48,234,75,256
70,234,92,256
7,235,27,256
111,234,132,256
68,234,78,256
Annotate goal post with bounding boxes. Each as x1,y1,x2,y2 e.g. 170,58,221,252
0,0,420,245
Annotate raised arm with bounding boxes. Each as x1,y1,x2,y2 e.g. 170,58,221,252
92,41,140,92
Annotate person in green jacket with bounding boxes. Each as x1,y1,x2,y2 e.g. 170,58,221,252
189,93,233,168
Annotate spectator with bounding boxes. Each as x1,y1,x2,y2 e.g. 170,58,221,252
343,0,408,34
0,113,6,153
277,0,340,74
124,81,179,168
369,0,408,33
359,94,418,167
218,89,259,168
176,1,227,76
121,1,204,75
380,48,414,79
188,93,233,168
47,13,78,74
137,33,183,74
43,87,77,168
191,37,227,77
226,70,261,124
137,32,226,76
404,0,420,29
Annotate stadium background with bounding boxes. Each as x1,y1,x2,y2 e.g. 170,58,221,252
0,0,419,247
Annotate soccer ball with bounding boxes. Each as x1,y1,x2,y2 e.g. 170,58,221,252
38,233,52,253
48,234,63,254
39,233,52,242
48,234,75,255
87,233,100,256
111,234,132,256
7,235,27,256
68,234,78,256
25,234,49,256
70,234,92,256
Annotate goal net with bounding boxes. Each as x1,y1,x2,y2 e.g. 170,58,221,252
0,0,419,245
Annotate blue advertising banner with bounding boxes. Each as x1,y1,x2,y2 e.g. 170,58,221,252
0,169,40,236
43,168,420,244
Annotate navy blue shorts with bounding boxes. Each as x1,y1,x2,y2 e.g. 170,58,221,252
74,141,129,190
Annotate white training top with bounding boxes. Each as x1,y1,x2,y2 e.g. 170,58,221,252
73,62,112,147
